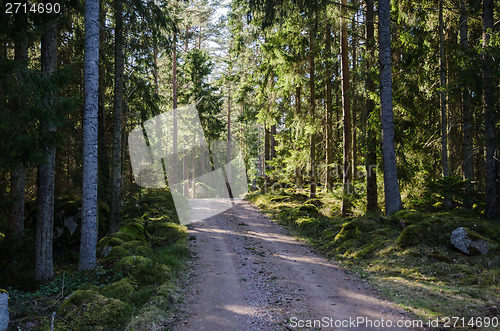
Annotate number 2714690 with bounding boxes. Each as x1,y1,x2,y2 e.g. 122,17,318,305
5,2,61,14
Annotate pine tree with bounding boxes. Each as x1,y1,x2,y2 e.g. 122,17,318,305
80,0,100,271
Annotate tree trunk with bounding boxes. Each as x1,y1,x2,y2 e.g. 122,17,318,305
341,0,352,215
365,0,378,212
35,2,57,282
351,8,358,181
270,124,276,160
172,33,178,190
439,0,451,208
482,0,498,219
325,24,334,191
309,26,317,199
460,0,473,209
80,0,100,271
379,0,403,215
98,0,109,218
9,7,28,238
110,0,123,233
227,87,232,181
295,86,303,188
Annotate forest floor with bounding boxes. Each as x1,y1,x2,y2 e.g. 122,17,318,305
170,200,421,330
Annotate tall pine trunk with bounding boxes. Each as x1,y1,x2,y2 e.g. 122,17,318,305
172,33,178,190
460,0,473,209
295,86,303,188
80,0,100,271
365,0,378,212
9,7,28,238
439,1,451,208
35,3,57,281
341,0,352,215
110,0,124,233
309,26,317,199
379,0,403,215
325,24,334,191
482,0,498,219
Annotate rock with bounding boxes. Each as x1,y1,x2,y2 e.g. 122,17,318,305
450,227,495,255
0,291,8,331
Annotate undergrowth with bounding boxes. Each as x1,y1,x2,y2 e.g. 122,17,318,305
247,188,500,330
5,189,189,330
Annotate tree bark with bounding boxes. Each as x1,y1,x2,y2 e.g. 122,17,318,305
460,0,473,209
295,86,303,188
9,6,28,238
80,0,100,271
439,0,451,208
482,0,498,219
172,33,178,190
110,0,124,233
379,0,403,215
341,0,352,215
309,26,317,199
270,124,276,160
325,24,334,191
365,0,378,212
98,0,110,219
35,1,57,281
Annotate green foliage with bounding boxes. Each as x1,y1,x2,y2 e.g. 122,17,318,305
179,48,224,141
410,176,480,211
0,60,78,169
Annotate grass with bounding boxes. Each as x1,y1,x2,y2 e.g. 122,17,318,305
247,188,500,330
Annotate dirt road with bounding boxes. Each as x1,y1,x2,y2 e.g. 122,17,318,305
173,200,421,330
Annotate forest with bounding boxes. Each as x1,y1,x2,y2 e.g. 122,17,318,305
0,0,499,329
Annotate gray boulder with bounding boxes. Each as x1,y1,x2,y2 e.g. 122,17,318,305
450,227,495,255
0,291,8,331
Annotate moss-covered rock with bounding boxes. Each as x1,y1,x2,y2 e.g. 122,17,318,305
116,256,170,285
120,241,151,257
396,222,434,248
299,204,318,214
101,278,135,302
59,290,131,330
115,222,148,242
193,182,219,198
305,198,323,208
146,222,186,247
295,217,319,233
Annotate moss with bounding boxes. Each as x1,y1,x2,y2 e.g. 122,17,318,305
299,204,318,214
120,241,152,257
270,196,291,203
334,221,358,244
101,278,135,302
59,290,131,330
305,198,323,208
396,222,438,248
146,222,187,247
295,217,318,233
116,255,170,285
114,222,148,242
428,249,453,263
194,182,219,198
392,210,423,226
